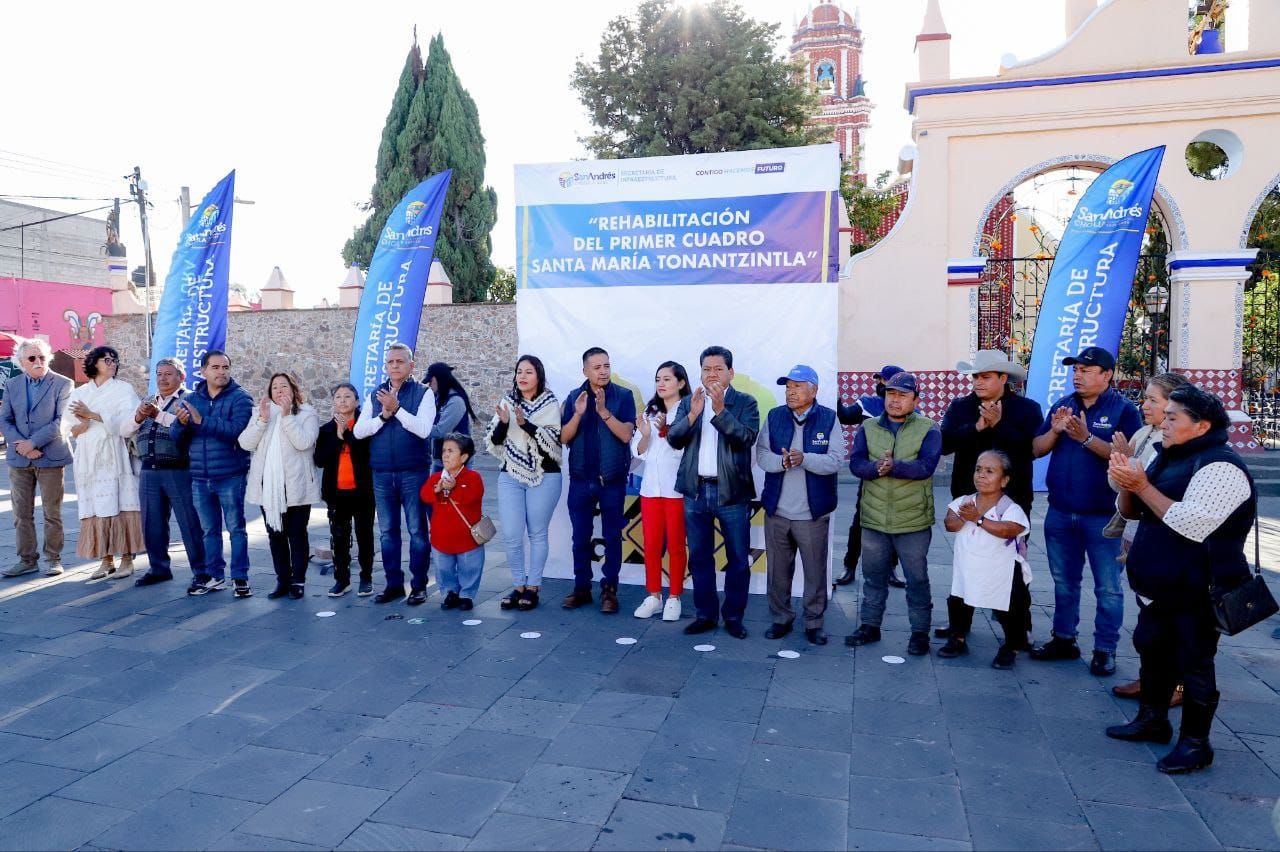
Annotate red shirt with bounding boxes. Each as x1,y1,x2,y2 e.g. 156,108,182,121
420,468,485,554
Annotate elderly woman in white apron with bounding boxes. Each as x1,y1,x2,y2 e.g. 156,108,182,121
69,346,144,579
938,449,1032,669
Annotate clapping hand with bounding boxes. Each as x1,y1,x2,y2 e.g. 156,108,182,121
705,380,726,414
637,412,652,438
573,391,589,417
178,400,202,425
976,400,1002,431
689,387,706,420
69,400,95,421
875,451,893,477
376,388,399,418
258,398,272,422
1063,412,1090,443
1050,406,1074,434
1111,431,1133,457
495,400,510,424
957,498,982,523
783,449,804,470
135,402,158,423
513,403,527,427
593,388,609,418
334,412,347,437
1108,452,1149,493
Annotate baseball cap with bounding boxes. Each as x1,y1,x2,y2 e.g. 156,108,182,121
777,364,819,386
883,371,918,394
1062,346,1116,371
874,364,904,381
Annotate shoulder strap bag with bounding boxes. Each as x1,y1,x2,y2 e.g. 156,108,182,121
448,492,497,546
1209,512,1278,636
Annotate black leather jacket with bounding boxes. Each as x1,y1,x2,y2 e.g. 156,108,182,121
667,387,760,506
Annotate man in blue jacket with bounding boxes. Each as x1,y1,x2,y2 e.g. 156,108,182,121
353,342,436,605
176,349,254,598
560,347,636,614
667,345,760,639
0,338,72,577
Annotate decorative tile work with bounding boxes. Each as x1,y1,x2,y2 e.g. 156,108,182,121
1239,174,1280,249
968,289,978,359
838,370,970,423
1234,280,1245,370
1174,368,1260,453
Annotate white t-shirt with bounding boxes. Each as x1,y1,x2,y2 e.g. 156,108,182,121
697,408,719,478
632,413,684,499
947,495,1032,611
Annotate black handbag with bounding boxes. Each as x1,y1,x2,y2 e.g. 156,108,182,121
1210,515,1278,636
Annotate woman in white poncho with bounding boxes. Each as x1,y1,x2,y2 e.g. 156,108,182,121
239,372,320,600
69,346,144,580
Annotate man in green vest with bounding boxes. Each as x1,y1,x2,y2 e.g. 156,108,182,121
844,371,942,656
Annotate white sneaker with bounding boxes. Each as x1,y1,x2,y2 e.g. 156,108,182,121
662,596,682,622
633,594,663,618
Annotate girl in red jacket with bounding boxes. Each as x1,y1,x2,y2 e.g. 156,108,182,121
420,433,486,610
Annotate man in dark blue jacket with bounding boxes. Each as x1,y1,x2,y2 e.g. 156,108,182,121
560,347,636,614
667,345,760,639
353,342,436,605
176,350,254,598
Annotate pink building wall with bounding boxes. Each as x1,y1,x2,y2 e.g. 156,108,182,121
0,277,116,352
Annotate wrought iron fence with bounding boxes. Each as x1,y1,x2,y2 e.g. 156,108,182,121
1243,251,1280,448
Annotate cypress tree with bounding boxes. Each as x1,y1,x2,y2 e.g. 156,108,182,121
343,33,497,303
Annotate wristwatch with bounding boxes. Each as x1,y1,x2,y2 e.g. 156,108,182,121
1081,434,1094,447
976,517,985,527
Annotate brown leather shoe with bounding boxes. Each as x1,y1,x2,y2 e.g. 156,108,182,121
562,589,593,609
600,586,619,614
1112,679,1141,699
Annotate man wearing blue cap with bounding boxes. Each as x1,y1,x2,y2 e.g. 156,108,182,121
845,371,942,656
1030,346,1141,676
756,365,846,645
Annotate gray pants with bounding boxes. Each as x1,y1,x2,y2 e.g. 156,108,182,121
765,514,830,629
860,527,932,633
10,466,65,566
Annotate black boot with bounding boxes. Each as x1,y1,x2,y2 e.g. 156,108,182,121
1158,693,1218,774
1106,704,1173,744
835,565,857,586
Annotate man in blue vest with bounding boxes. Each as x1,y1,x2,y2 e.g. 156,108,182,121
756,365,845,645
354,342,437,605
121,357,206,588
560,347,636,614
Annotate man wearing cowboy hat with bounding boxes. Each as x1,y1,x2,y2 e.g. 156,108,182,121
936,350,1044,664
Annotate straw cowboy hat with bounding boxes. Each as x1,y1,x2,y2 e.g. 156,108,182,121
955,349,1027,382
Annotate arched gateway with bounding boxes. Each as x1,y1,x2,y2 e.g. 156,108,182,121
840,0,1280,451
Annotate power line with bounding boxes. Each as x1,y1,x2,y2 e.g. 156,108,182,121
0,203,116,233
0,194,120,202
0,149,126,183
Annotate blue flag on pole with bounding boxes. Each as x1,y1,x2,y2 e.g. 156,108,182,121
149,170,236,392
349,170,453,398
1026,146,1165,489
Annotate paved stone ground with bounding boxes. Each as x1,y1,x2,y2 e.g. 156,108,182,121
0,459,1279,851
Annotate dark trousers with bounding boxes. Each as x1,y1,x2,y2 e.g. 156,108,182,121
264,505,311,587
843,484,863,570
1134,596,1220,707
765,514,829,629
328,489,374,586
140,467,205,577
945,570,1032,650
684,480,752,624
567,478,626,592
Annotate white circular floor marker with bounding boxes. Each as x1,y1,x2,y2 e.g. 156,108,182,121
615,637,637,645
462,619,482,626
777,650,800,659
407,618,425,625
882,655,906,665
521,631,542,639
693,644,716,652
315,611,336,618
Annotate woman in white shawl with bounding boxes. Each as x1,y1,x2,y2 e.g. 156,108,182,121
69,346,144,580
239,372,320,600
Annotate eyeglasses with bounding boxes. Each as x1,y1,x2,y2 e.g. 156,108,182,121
25,355,46,363
101,356,118,364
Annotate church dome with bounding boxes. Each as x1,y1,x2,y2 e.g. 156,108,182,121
800,1,857,29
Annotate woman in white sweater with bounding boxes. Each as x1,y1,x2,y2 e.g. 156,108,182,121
240,372,320,599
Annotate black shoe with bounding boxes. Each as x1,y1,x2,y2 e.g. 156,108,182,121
1029,637,1081,661
764,623,792,640
357,581,374,597
233,580,253,599
267,585,290,600
724,621,747,640
907,632,930,656
134,573,173,587
288,584,305,600
844,625,881,647
992,646,1018,670
1159,737,1214,773
374,587,406,604
328,582,350,597
934,626,956,639
500,589,522,610
1106,705,1174,744
1090,650,1117,677
406,590,427,606
937,637,968,658
683,618,717,635
835,566,857,586
887,573,907,589
441,591,460,610
805,628,828,646
458,598,473,611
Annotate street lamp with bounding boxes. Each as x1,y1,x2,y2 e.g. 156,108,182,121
1144,284,1170,316
178,187,255,226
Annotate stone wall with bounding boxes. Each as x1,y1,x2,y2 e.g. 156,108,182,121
103,304,518,417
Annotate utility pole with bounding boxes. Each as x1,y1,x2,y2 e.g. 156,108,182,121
128,166,156,358
179,186,191,227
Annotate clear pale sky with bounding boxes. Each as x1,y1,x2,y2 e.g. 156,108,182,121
0,0,1069,305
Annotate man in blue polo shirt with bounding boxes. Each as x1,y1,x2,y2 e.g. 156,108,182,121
1030,346,1141,676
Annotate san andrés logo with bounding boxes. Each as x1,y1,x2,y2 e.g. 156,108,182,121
1106,179,1135,205
198,205,219,228
558,170,618,189
1072,178,1145,229
405,201,426,225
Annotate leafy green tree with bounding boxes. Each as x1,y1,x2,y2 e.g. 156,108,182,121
840,162,900,255
489,266,516,302
1185,141,1229,180
572,0,824,158
344,34,498,303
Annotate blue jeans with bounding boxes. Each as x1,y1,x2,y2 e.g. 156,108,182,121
140,467,205,578
1044,506,1125,652
567,477,626,592
496,471,561,586
373,469,431,592
433,546,485,600
683,480,751,624
860,527,933,633
191,474,249,581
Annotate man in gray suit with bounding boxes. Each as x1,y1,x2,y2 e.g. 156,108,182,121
0,338,72,577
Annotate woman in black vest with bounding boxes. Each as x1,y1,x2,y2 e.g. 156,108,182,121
1105,386,1256,774
314,383,376,597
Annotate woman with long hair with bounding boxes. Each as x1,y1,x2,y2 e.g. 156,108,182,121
70,345,144,580
425,362,480,474
239,372,320,599
632,361,691,621
314,382,375,597
487,355,562,611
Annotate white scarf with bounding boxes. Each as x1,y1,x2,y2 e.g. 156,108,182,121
260,405,289,532
486,391,562,486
